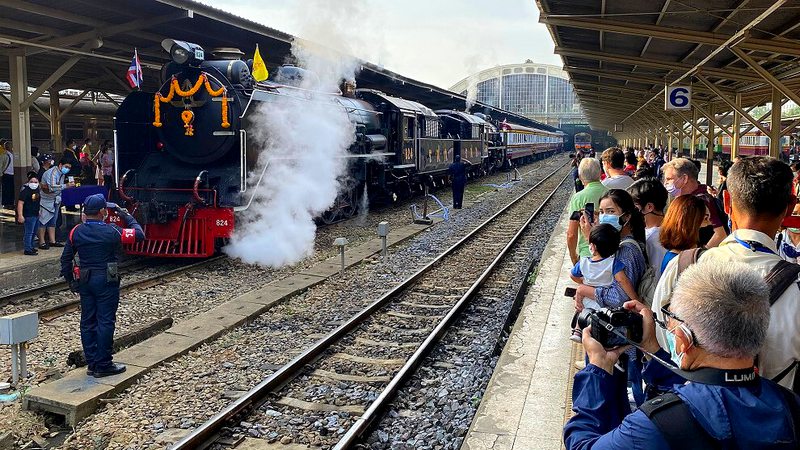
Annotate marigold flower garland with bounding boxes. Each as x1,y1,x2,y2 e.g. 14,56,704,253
153,73,230,134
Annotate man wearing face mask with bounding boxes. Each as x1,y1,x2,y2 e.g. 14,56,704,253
60,194,144,378
653,156,800,392
661,158,727,248
564,262,800,449
38,158,74,249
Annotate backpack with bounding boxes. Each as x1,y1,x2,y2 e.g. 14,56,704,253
676,247,800,391
640,387,800,449
621,237,657,306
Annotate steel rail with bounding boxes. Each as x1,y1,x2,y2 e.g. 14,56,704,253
0,258,156,307
171,159,571,450
333,170,571,449
3,256,226,320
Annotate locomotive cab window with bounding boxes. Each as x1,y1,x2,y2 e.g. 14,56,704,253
403,117,414,139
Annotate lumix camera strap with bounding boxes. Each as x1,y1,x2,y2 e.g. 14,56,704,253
591,313,759,386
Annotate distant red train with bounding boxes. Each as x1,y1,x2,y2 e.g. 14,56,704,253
694,128,796,157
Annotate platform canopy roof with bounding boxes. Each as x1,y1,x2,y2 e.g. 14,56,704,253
0,0,558,131
536,0,800,132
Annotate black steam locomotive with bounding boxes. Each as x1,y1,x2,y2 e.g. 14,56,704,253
112,39,564,257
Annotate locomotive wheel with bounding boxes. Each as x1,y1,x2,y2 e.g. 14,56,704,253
320,188,358,225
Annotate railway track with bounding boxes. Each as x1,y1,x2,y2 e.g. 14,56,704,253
171,161,571,449
1,256,225,321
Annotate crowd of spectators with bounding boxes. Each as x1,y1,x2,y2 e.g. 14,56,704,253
563,148,800,448
2,137,115,256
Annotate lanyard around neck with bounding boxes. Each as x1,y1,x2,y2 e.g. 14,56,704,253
734,236,776,255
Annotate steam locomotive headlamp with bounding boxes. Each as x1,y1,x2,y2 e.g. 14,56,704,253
161,39,205,67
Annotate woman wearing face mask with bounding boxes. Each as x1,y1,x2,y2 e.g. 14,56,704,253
576,189,648,309
62,139,81,177
659,195,706,273
576,188,649,404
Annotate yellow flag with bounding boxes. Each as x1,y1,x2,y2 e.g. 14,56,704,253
252,44,269,82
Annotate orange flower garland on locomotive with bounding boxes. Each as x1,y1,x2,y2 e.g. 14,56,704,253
152,73,230,134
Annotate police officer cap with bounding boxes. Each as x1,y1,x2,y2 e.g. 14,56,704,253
83,193,108,214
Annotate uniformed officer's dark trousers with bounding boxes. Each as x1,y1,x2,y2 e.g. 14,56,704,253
452,180,465,209
79,271,120,371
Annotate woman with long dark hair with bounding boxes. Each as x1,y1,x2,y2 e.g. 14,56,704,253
574,188,648,406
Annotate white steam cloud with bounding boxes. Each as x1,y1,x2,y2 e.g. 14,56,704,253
225,1,372,267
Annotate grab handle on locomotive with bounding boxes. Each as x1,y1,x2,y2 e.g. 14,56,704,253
193,170,210,206
118,169,137,204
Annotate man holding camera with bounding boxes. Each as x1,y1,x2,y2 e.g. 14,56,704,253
564,262,799,449
653,156,800,390
60,194,144,378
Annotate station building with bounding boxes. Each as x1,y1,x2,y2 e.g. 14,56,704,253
449,61,585,127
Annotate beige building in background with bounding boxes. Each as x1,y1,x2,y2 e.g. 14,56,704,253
450,61,585,127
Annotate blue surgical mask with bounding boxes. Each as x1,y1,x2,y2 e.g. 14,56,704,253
599,213,622,230
61,167,70,175
665,330,684,368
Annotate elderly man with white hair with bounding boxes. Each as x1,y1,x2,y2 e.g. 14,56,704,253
563,261,800,450
567,157,608,265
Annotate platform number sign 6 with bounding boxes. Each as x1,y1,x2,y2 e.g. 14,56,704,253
666,86,692,110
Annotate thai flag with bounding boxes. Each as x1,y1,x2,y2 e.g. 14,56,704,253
126,49,142,89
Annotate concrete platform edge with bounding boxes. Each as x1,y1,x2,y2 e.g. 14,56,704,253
462,206,575,450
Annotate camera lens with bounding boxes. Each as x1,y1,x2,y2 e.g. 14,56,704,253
576,308,596,330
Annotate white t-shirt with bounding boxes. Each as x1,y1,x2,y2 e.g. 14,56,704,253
2,151,13,175
645,227,667,281
601,174,634,190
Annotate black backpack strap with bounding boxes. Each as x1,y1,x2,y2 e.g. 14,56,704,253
640,392,719,450
764,260,800,306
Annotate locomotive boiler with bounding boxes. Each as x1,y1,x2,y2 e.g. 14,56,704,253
112,39,564,258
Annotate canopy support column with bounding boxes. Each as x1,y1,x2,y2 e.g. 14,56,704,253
9,53,32,191
770,87,782,158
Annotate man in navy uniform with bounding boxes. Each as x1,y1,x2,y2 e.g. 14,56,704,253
448,154,469,209
60,194,144,377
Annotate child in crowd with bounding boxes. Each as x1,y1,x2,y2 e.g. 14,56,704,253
777,226,800,264
569,223,640,342
16,171,40,256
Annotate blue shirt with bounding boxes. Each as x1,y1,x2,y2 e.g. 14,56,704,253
60,216,144,279
594,238,646,308
660,251,678,274
564,350,799,450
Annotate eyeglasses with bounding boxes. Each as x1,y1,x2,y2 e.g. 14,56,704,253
655,302,700,346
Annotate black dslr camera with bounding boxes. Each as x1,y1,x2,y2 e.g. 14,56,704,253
576,308,643,348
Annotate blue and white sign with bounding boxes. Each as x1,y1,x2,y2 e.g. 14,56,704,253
665,86,692,110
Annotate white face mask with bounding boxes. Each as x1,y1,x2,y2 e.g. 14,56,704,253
28,182,39,190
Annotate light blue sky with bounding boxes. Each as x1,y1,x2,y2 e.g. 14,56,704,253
199,0,561,89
